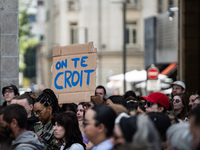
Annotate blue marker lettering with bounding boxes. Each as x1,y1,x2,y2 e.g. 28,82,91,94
80,70,83,87
54,72,63,89
61,59,67,69
71,71,80,86
81,56,88,67
65,71,72,88
84,69,95,85
55,62,61,70
71,58,80,68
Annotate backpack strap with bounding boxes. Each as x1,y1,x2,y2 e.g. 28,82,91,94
14,143,38,150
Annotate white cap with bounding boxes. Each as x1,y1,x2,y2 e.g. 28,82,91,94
171,81,186,89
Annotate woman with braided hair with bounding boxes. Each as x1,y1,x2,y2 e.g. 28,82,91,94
34,88,62,150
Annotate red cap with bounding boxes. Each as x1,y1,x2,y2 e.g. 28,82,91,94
140,92,169,110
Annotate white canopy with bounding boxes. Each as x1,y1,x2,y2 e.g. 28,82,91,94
108,69,167,83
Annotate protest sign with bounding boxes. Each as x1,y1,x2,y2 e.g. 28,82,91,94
51,42,97,104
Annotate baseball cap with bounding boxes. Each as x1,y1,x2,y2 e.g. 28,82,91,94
171,81,186,89
139,92,169,110
2,84,19,96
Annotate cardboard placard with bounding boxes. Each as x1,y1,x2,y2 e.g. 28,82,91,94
51,42,97,104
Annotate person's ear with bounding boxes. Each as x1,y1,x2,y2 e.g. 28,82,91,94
182,89,186,93
158,106,164,112
29,104,33,111
11,118,18,128
97,123,105,133
47,106,53,115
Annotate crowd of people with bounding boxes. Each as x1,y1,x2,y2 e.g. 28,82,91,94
0,81,200,150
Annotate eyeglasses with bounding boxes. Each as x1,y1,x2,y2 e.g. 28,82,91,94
3,90,14,94
171,99,181,103
146,101,153,107
34,108,46,116
172,87,182,90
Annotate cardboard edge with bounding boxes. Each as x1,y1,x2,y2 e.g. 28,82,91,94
57,91,94,104
60,42,96,56
53,45,61,56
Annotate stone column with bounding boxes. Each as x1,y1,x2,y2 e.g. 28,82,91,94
0,0,19,104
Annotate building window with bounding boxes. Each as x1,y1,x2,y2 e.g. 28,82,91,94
27,14,36,22
126,0,141,9
168,0,174,9
158,0,163,13
67,0,80,11
70,23,78,44
125,21,137,45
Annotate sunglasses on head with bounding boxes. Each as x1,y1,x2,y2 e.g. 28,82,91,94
171,99,181,103
146,101,153,107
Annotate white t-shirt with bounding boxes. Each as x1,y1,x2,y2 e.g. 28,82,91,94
60,143,84,150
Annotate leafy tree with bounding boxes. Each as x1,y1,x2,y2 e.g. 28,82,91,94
19,3,39,85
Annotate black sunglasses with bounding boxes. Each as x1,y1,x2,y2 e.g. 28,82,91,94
146,101,153,107
171,99,181,103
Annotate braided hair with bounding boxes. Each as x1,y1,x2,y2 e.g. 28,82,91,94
36,89,62,115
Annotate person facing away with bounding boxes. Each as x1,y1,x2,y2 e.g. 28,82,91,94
2,104,44,150
166,122,194,150
188,104,200,149
34,88,62,150
106,95,127,108
53,112,86,150
83,105,116,150
2,84,19,107
112,114,161,150
11,91,39,131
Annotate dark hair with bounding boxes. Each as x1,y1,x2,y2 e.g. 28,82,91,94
3,104,27,129
2,84,19,96
107,95,127,108
77,102,85,116
157,103,167,113
14,91,37,116
120,116,137,142
61,103,77,114
173,93,188,120
124,90,136,99
92,105,116,137
190,91,200,97
54,112,86,150
95,85,107,95
0,124,12,148
147,112,171,141
35,89,62,115
126,97,138,112
188,104,200,125
137,100,146,112
15,91,37,106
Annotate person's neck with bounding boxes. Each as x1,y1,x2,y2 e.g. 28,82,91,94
6,101,11,105
14,128,27,140
93,134,109,146
174,108,182,116
27,113,32,118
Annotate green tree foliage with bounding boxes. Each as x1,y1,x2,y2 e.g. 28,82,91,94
19,8,39,83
